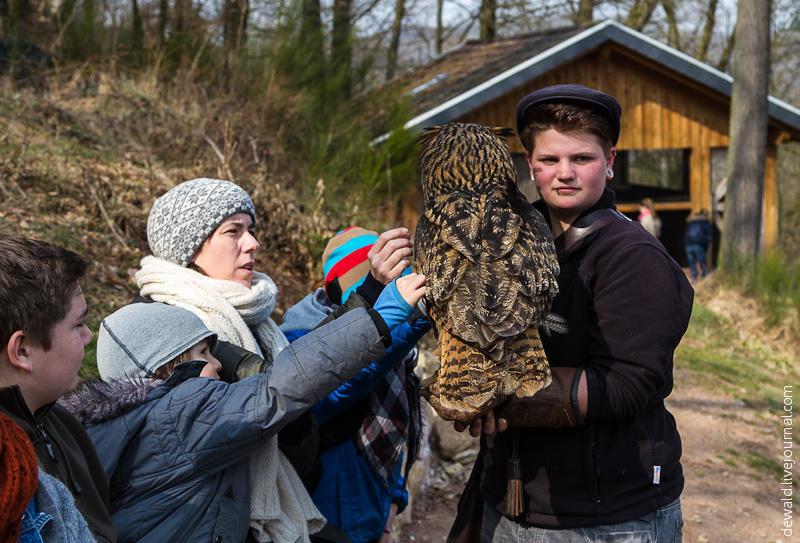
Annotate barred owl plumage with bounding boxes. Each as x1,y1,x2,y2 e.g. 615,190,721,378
415,122,561,423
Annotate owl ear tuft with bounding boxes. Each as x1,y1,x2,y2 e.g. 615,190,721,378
418,125,444,147
491,127,514,140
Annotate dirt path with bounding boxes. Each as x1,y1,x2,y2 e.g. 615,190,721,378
400,368,792,542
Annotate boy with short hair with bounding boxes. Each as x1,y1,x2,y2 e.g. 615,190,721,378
0,234,116,542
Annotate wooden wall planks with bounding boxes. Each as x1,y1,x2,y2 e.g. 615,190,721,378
433,43,782,250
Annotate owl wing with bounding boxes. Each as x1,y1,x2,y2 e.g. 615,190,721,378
509,195,560,301
414,192,478,302
418,189,559,360
471,191,559,355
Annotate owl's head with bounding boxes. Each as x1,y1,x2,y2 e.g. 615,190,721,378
417,123,517,202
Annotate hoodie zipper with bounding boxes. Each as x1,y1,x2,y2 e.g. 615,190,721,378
37,422,82,494
37,423,58,462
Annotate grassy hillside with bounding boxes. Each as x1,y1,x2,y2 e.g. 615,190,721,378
678,277,798,411
0,73,349,378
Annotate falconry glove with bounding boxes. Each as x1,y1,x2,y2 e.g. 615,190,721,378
495,366,584,428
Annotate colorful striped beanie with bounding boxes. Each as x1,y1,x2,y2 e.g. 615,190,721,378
322,227,379,305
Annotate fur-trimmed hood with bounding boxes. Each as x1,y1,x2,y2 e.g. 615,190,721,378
60,378,157,426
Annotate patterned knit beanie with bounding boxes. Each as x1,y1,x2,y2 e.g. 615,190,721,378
0,412,38,542
147,178,256,267
322,227,379,305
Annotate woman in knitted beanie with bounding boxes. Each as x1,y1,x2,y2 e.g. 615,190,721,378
126,178,424,543
137,178,287,362
0,412,38,543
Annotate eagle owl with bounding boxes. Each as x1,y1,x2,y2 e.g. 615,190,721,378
415,122,560,423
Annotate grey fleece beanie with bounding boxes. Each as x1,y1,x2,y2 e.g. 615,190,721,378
147,178,256,267
97,302,218,381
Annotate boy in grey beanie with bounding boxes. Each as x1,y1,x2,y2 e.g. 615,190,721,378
96,302,220,381
64,277,426,542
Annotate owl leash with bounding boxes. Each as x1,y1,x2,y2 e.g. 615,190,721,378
505,428,523,517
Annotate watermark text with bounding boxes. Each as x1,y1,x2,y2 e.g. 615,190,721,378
781,385,794,538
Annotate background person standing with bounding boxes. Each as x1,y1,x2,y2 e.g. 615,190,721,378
638,197,662,239
684,210,712,282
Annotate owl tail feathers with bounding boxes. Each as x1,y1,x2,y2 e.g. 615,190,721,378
420,371,462,422
508,327,552,399
420,369,484,423
420,329,501,423
540,312,568,336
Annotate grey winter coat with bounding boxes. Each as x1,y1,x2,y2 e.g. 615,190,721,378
62,308,388,543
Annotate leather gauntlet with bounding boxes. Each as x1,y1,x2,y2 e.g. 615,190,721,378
495,367,583,428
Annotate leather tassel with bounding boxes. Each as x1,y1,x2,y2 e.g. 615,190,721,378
505,429,523,517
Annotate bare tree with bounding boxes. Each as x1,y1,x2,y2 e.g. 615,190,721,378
626,0,658,31
575,0,594,25
479,0,495,40
157,0,168,46
717,24,735,70
386,0,406,79
332,0,352,93
721,0,772,270
174,0,184,33
300,0,323,62
694,0,718,62
435,0,444,54
131,0,143,57
661,0,681,49
223,0,249,52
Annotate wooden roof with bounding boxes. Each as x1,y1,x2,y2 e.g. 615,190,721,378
396,25,587,118
385,20,800,138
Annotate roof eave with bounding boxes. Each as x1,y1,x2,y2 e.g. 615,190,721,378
378,19,800,142
602,21,800,132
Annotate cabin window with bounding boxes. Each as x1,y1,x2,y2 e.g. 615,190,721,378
611,148,690,203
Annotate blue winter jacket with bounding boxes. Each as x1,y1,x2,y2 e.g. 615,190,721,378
684,216,712,246
63,308,388,543
280,290,430,543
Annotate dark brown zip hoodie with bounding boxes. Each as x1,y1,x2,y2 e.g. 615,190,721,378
0,385,116,542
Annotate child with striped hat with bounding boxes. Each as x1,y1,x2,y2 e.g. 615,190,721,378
281,226,430,543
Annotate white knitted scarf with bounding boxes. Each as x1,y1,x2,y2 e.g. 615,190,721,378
137,256,288,360
136,256,325,543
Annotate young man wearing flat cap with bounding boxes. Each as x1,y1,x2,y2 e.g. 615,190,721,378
450,84,693,543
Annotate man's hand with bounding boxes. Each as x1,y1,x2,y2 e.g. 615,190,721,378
453,410,509,438
369,228,413,284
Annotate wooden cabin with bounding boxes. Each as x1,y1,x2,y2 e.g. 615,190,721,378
388,20,800,265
